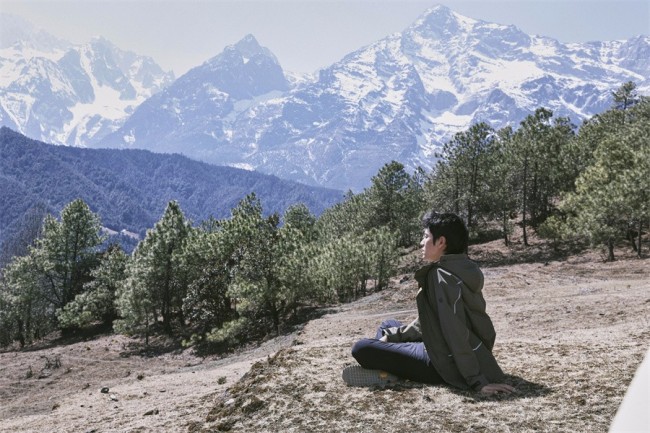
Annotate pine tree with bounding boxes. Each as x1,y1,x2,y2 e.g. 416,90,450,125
180,226,235,341
115,201,191,338
558,96,649,260
57,245,127,328
1,254,54,346
485,126,518,245
35,199,105,312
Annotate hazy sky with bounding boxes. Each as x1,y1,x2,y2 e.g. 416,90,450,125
1,0,649,76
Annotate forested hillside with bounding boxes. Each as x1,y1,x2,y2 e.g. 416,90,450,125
0,82,647,354
0,127,342,254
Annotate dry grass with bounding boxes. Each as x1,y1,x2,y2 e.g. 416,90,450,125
1,240,648,432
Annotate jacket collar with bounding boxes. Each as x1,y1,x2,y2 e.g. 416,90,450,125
414,254,469,286
415,262,436,287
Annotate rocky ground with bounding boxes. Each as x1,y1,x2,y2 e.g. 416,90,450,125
1,239,648,432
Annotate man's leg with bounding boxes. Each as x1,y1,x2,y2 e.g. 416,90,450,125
351,338,443,384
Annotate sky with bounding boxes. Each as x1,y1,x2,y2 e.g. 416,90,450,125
1,0,649,77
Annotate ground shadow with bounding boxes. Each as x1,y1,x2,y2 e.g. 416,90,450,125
191,306,337,358
448,373,553,401
373,373,552,401
11,322,114,353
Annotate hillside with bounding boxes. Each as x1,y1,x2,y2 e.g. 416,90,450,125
0,127,342,251
1,242,647,432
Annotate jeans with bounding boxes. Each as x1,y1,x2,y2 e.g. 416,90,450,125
351,319,444,384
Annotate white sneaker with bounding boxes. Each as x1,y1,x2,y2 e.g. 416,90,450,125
342,365,401,387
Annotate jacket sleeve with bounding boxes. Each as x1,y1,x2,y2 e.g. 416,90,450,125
429,269,490,391
381,317,422,342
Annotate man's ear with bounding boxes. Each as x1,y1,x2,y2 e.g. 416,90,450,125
437,235,447,249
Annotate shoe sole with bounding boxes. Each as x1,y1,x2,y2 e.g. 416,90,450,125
342,365,400,387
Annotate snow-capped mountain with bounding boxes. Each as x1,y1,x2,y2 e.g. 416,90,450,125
102,5,649,190
0,13,174,146
4,7,649,191
101,34,289,163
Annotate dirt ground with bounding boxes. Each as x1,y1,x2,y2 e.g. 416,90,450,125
1,240,648,433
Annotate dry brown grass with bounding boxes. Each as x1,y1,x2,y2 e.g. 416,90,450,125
1,240,648,432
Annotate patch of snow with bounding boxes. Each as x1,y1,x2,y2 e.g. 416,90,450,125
229,162,254,171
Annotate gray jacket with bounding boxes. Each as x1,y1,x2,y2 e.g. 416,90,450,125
382,254,504,390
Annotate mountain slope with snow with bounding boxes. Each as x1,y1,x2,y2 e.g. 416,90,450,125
3,7,649,191
229,5,649,189
102,6,648,190
101,34,289,163
0,13,174,147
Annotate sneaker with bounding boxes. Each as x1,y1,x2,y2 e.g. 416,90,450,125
342,365,401,387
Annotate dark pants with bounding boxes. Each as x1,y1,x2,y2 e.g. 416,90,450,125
351,319,444,384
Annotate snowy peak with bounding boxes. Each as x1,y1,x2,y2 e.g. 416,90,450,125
3,8,649,193
0,15,174,147
408,4,478,39
196,34,288,99
233,34,276,61
101,34,289,153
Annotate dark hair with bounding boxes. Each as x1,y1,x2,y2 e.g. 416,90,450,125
421,211,468,254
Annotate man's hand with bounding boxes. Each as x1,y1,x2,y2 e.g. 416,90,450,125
480,383,516,395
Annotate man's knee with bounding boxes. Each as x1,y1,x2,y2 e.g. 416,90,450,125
351,338,376,364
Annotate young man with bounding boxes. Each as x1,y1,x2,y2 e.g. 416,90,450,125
343,211,514,395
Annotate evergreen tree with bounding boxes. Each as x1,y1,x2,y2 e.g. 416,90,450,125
180,225,236,342
283,203,317,241
115,201,191,337
485,126,519,245
1,254,54,346
557,97,649,260
512,108,554,244
57,245,127,328
34,199,105,312
612,81,640,111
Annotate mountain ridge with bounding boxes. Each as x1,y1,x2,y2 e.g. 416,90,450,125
99,5,649,190
0,127,342,253
2,6,649,191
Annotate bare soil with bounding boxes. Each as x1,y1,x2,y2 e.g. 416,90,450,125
1,239,648,433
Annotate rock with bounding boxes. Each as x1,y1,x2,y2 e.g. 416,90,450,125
100,387,109,393
144,409,159,416
110,394,118,401
137,373,145,380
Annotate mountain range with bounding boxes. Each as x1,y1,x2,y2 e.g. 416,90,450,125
0,127,342,255
2,6,649,191
0,13,174,148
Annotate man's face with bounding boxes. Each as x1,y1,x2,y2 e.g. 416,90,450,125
421,228,445,262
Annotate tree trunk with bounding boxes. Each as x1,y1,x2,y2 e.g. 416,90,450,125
145,315,150,346
270,301,280,336
162,308,172,335
522,156,529,246
454,171,460,215
531,166,538,226
638,220,643,258
17,318,25,348
607,238,615,262
502,210,509,246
